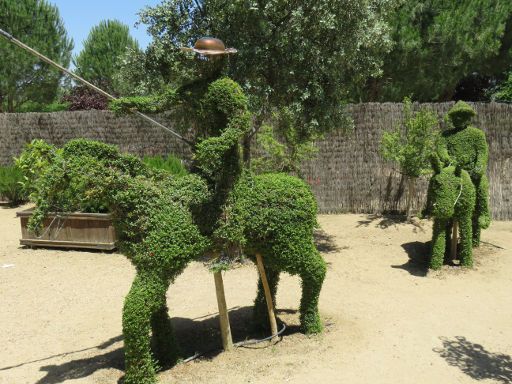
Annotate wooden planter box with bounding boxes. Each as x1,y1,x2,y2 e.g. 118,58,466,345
17,209,117,250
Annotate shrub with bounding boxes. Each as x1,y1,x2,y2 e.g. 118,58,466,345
62,86,109,110
143,154,188,177
381,97,440,219
15,139,58,199
0,165,27,205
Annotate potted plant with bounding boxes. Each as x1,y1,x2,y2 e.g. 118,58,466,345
15,139,117,250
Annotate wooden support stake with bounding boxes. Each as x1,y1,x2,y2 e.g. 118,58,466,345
255,253,278,340
213,271,233,351
451,220,458,261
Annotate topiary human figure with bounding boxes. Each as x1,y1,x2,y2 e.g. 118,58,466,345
24,139,210,384
194,77,327,334
425,156,476,269
437,101,490,246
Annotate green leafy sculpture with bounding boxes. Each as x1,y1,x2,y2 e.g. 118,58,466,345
23,78,326,384
425,156,476,269
22,139,210,384
437,101,490,246
190,77,327,334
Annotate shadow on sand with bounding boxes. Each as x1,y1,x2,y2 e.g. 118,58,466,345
27,306,299,384
391,241,430,277
314,229,342,253
434,336,512,383
356,214,407,229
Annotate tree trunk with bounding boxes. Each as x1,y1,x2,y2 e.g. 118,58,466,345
406,176,416,221
243,134,251,167
7,95,14,113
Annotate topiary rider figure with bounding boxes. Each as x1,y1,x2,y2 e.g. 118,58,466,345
437,101,490,246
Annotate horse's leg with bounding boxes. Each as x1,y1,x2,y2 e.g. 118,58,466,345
253,263,280,331
151,300,180,367
472,174,490,247
443,219,453,263
459,214,473,267
123,272,167,384
430,218,448,270
298,242,327,334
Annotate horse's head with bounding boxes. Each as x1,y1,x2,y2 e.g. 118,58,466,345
427,155,464,219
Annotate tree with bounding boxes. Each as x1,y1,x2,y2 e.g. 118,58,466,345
74,20,139,94
361,1,512,102
62,86,109,110
0,0,73,112
492,72,512,102
119,0,397,160
381,98,439,219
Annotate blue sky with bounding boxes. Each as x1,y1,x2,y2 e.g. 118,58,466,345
49,0,162,58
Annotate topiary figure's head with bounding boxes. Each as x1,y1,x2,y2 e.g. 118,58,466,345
448,101,476,129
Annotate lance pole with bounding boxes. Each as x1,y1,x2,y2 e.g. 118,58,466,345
0,28,193,146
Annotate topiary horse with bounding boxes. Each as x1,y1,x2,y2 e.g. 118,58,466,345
193,77,327,334
25,76,326,384
425,156,476,270
23,139,210,384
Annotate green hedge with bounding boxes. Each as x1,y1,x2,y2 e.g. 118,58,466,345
0,165,27,205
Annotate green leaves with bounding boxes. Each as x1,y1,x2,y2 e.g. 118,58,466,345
123,0,395,139
381,98,440,178
0,165,27,205
363,0,512,101
74,19,139,94
0,0,73,112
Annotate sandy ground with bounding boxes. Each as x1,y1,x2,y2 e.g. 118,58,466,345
0,205,511,384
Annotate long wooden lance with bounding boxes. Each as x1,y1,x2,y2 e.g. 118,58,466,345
0,27,193,146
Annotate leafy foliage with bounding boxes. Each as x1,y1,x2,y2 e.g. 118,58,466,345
0,0,73,112
381,98,440,178
492,72,512,102
74,19,139,94
24,78,326,383
188,78,326,334
381,98,439,218
15,139,58,200
426,162,476,269
109,87,177,114
19,139,208,384
16,101,70,112
143,154,188,177
116,0,396,158
362,0,512,102
62,86,109,110
436,101,490,246
252,121,319,175
0,165,27,205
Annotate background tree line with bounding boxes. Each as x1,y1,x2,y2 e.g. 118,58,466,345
1,0,511,168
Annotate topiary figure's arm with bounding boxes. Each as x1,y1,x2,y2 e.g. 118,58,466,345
473,129,489,179
194,115,250,177
109,88,177,115
436,135,452,166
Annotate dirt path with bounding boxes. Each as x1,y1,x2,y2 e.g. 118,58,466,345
1,206,511,384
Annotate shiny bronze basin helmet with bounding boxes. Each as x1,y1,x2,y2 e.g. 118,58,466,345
181,37,237,56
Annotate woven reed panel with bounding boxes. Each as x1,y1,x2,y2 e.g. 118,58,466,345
1,103,511,219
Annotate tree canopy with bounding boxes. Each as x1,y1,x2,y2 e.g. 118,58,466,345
74,19,139,94
0,0,73,112
119,0,396,143
361,0,512,102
